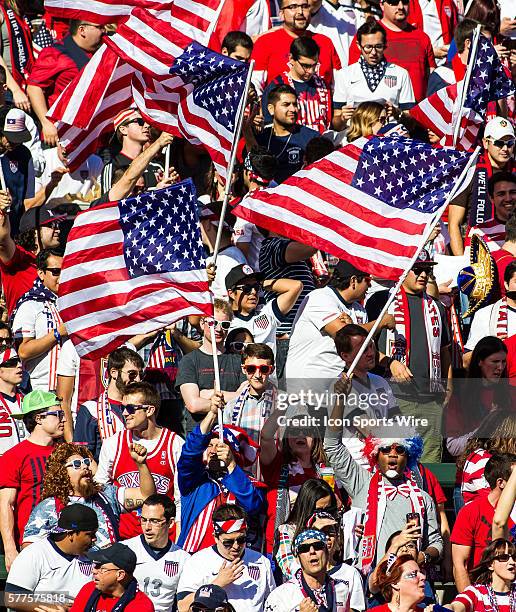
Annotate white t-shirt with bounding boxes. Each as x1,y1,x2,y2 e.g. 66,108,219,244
125,534,190,612
35,148,103,203
230,299,283,357
286,286,368,381
56,339,79,421
178,546,275,612
207,246,248,300
308,0,358,68
419,0,444,50
94,430,184,521
6,537,92,604
465,301,516,351
232,217,264,271
334,61,415,108
264,570,363,611
12,300,61,390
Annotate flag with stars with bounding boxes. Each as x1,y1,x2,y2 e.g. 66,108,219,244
105,7,250,180
410,34,515,150
233,136,476,280
57,179,213,360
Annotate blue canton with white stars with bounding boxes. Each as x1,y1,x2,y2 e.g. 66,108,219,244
170,41,249,132
466,35,515,113
118,179,205,278
352,136,472,212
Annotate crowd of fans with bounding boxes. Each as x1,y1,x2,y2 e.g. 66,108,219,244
0,0,513,610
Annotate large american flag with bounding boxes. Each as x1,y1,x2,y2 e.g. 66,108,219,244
410,35,515,150
57,179,213,360
233,136,475,280
105,7,250,180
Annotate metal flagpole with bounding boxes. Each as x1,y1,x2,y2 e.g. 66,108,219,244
345,146,481,379
208,321,225,442
212,59,255,264
452,24,481,147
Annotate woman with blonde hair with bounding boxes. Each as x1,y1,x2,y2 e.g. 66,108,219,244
346,102,388,142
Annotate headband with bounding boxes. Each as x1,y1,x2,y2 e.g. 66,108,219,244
306,511,337,529
293,529,327,556
213,518,247,535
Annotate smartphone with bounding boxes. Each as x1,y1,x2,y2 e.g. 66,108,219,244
406,512,420,527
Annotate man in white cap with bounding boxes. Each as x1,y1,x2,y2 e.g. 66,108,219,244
100,107,163,193
449,116,515,255
0,106,36,236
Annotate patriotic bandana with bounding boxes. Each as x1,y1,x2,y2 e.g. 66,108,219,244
213,518,247,535
293,529,327,556
211,424,259,466
359,56,388,92
243,153,270,187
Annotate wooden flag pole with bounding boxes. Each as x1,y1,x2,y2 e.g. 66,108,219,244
212,60,255,264
345,146,481,380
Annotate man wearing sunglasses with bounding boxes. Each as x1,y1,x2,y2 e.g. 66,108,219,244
265,529,356,611
368,248,452,462
449,117,515,256
12,247,66,394
226,263,302,363
6,503,99,609
348,0,436,102
178,503,274,612
0,390,64,571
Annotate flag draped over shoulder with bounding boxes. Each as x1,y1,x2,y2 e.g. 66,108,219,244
409,35,515,150
57,179,213,360
233,136,475,280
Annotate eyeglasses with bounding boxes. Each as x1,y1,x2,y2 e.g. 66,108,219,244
43,267,62,277
66,457,92,470
233,283,261,294
139,517,167,525
243,364,274,375
282,2,310,10
361,44,386,52
41,409,65,420
123,118,146,127
92,563,120,573
297,541,327,554
0,358,20,368
494,553,516,562
229,341,250,352
411,266,433,277
81,23,106,30
205,319,231,330
296,60,319,72
123,403,151,414
221,535,246,548
489,138,516,149
378,444,407,455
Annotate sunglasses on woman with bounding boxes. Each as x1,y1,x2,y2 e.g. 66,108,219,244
243,364,273,375
297,541,326,554
65,458,92,470
494,553,516,562
378,444,406,455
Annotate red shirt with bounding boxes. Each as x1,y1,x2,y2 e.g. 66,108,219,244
450,493,511,568
504,335,516,382
0,245,36,316
252,28,341,92
348,22,436,101
70,581,154,612
419,463,447,506
0,439,54,545
27,43,90,106
493,248,516,296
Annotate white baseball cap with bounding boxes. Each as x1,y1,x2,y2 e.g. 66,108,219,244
484,116,515,141
2,108,31,144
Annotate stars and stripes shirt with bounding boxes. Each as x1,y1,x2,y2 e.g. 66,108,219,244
125,534,190,612
454,584,513,612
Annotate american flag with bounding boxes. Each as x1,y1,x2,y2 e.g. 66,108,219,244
57,179,213,360
43,0,173,24
106,8,250,180
233,136,475,280
410,34,515,150
32,22,54,59
164,560,179,577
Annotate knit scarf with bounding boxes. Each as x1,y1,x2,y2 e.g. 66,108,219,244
0,3,33,88
84,577,138,612
359,56,387,92
386,288,442,381
361,470,425,573
96,390,125,440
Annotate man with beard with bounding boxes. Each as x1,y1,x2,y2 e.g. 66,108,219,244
177,392,265,553
22,442,156,549
74,346,144,460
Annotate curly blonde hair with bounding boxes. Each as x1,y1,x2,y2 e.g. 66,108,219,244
41,443,100,505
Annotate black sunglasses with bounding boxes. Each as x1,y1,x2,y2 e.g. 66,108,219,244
44,267,62,277
0,358,21,368
124,118,146,127
233,283,261,295
221,536,246,548
123,403,151,414
379,444,407,454
494,553,516,562
297,541,326,554
490,138,515,149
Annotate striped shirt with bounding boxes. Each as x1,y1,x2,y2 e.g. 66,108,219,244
461,449,491,504
259,237,315,335
454,584,512,612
